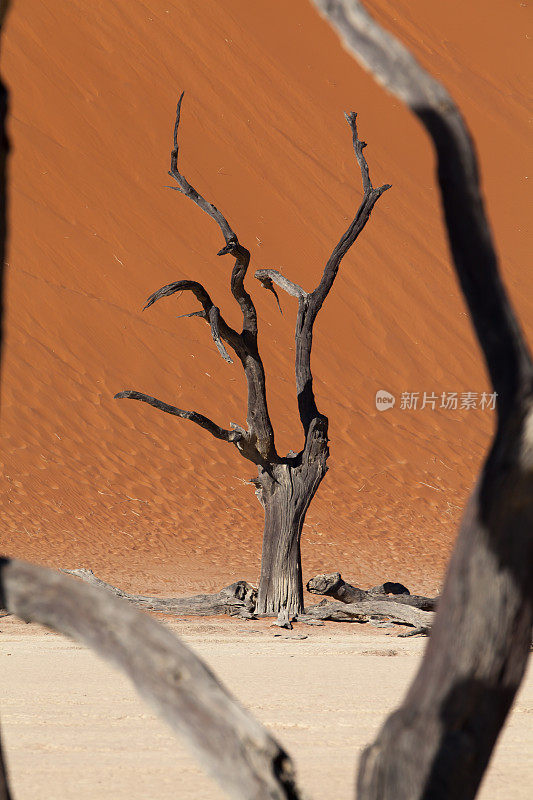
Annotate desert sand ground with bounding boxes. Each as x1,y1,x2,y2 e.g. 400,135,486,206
0,616,531,799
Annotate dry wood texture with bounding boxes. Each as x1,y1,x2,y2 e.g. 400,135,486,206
306,572,437,611
63,567,432,630
63,568,257,616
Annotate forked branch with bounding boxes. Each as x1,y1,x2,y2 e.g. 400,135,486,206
296,111,390,434
167,94,258,338
311,112,390,318
120,151,277,461
143,278,241,361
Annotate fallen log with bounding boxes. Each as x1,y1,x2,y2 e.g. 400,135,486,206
300,599,434,629
63,569,435,630
306,572,438,611
63,569,257,616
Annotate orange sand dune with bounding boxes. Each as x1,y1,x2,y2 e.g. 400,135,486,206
0,1,530,596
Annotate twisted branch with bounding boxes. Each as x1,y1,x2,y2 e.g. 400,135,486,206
143,278,241,360
168,92,238,246
164,95,277,460
114,390,242,444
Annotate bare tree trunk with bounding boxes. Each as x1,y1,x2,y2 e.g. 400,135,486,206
256,468,306,617
256,443,328,615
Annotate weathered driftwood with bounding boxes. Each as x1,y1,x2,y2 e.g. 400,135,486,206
63,569,257,617
312,3,533,800
0,558,303,800
115,93,389,616
301,600,433,629
306,572,438,611
64,569,435,630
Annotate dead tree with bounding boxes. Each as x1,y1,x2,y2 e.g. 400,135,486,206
116,94,389,616
312,2,533,798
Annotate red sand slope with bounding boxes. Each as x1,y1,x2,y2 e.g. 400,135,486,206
0,1,530,595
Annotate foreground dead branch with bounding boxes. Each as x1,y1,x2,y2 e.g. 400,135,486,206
312,2,533,799
0,558,302,800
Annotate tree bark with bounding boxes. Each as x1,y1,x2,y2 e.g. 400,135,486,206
255,465,326,616
256,469,305,617
255,418,329,616
62,569,257,616
307,572,438,611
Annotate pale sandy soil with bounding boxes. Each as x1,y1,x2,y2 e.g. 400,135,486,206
0,616,531,799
